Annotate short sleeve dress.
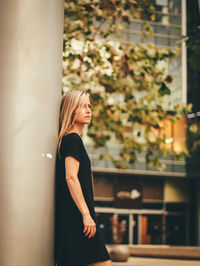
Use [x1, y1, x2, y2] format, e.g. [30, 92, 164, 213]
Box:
[54, 132, 110, 266]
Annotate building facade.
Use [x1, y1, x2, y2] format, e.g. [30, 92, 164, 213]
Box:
[83, 0, 194, 246]
[186, 0, 200, 246]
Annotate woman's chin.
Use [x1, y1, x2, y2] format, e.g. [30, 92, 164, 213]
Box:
[84, 118, 91, 124]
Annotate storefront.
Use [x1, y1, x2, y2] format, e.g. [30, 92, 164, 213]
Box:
[92, 170, 189, 246]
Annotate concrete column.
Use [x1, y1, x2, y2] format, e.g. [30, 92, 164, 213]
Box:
[0, 1, 64, 265]
[197, 179, 200, 246]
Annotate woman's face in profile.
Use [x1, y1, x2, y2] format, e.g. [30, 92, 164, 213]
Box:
[75, 95, 92, 125]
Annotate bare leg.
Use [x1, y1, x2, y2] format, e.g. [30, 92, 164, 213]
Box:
[88, 259, 112, 266]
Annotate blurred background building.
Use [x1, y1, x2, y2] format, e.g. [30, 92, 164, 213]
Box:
[81, 0, 200, 246]
[186, 0, 200, 245]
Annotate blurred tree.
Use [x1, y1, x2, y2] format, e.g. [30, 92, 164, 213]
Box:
[63, 0, 191, 170]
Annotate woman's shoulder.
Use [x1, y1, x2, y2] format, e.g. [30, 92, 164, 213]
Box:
[58, 133, 83, 161]
[62, 132, 82, 144]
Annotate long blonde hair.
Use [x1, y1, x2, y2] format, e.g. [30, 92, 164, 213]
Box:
[57, 90, 90, 157]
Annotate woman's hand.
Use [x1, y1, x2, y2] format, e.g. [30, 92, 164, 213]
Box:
[82, 213, 96, 238]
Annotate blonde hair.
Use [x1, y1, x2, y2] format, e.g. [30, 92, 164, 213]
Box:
[57, 90, 90, 157]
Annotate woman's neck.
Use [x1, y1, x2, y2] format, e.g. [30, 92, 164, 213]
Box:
[68, 125, 83, 137]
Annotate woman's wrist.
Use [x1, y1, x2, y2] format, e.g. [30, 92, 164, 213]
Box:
[82, 211, 90, 217]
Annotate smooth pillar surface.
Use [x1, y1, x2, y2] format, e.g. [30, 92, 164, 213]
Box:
[0, 0, 64, 265]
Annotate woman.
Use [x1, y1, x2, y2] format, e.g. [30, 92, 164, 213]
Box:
[55, 90, 112, 266]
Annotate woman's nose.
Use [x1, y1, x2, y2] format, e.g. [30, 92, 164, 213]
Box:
[86, 107, 91, 113]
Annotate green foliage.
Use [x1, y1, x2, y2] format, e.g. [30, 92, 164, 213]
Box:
[63, 0, 189, 170]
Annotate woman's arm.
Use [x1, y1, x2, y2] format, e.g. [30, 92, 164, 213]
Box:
[65, 156, 96, 238]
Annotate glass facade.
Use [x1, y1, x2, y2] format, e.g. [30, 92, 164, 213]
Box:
[85, 0, 186, 177]
[92, 174, 189, 246]
[119, 0, 184, 106]
[83, 0, 189, 246]
[86, 117, 187, 175]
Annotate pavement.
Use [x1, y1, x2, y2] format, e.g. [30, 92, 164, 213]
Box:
[107, 244, 200, 260]
[112, 257, 200, 266]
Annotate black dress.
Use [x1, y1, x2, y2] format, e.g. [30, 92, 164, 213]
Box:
[54, 132, 110, 266]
